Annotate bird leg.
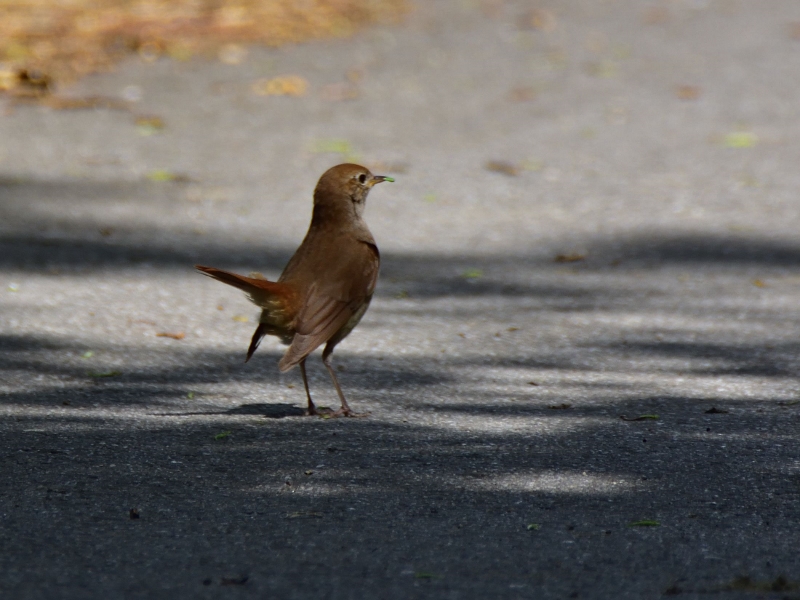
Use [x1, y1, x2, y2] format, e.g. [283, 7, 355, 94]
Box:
[321, 348, 367, 417]
[299, 359, 318, 416]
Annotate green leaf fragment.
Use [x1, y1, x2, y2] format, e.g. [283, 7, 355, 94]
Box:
[81, 351, 94, 359]
[620, 414, 659, 421]
[147, 169, 176, 182]
[462, 269, 484, 279]
[88, 370, 120, 378]
[629, 520, 660, 527]
[214, 430, 232, 440]
[527, 523, 541, 531]
[414, 572, 436, 579]
[724, 132, 758, 148]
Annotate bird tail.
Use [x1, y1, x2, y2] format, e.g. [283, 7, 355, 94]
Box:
[194, 265, 298, 309]
[246, 323, 269, 362]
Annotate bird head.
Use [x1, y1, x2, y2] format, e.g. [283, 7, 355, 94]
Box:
[313, 163, 394, 220]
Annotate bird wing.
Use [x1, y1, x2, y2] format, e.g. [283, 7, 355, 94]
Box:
[277, 242, 379, 372]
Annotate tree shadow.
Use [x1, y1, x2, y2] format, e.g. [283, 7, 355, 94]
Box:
[2, 176, 800, 596]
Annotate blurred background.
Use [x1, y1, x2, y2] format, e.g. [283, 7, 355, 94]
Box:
[0, 0, 409, 96]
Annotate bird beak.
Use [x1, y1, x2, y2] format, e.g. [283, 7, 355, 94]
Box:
[368, 175, 395, 187]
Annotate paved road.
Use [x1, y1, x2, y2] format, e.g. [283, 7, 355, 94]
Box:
[2, 1, 800, 598]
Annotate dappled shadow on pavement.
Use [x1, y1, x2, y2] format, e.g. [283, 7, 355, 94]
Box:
[2, 177, 800, 598]
[2, 386, 799, 597]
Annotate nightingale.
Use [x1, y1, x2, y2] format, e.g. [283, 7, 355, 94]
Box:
[196, 163, 394, 417]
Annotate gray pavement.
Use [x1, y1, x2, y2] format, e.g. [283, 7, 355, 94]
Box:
[2, 1, 800, 598]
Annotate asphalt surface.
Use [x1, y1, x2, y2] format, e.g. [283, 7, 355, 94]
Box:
[2, 1, 800, 598]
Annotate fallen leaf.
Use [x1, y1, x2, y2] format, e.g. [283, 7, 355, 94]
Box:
[752, 279, 766, 288]
[232, 315, 249, 322]
[548, 403, 571, 410]
[135, 115, 165, 135]
[526, 523, 541, 530]
[724, 132, 758, 148]
[485, 160, 520, 176]
[252, 75, 308, 97]
[507, 86, 536, 102]
[629, 519, 660, 527]
[554, 253, 586, 263]
[461, 268, 484, 279]
[414, 572, 437, 579]
[87, 370, 120, 378]
[146, 169, 190, 182]
[0, 67, 19, 92]
[527, 381, 539, 386]
[81, 351, 94, 359]
[187, 391, 195, 399]
[7, 282, 20, 292]
[676, 85, 701, 100]
[518, 8, 557, 31]
[214, 431, 231, 441]
[156, 331, 185, 340]
[620, 414, 659, 421]
[44, 95, 130, 111]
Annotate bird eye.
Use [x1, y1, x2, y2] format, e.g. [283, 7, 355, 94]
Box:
[357, 173, 367, 184]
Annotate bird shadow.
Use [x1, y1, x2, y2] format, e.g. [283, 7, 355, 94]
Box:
[152, 403, 305, 419]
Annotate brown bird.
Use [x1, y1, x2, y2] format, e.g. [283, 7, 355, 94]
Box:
[196, 163, 394, 417]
